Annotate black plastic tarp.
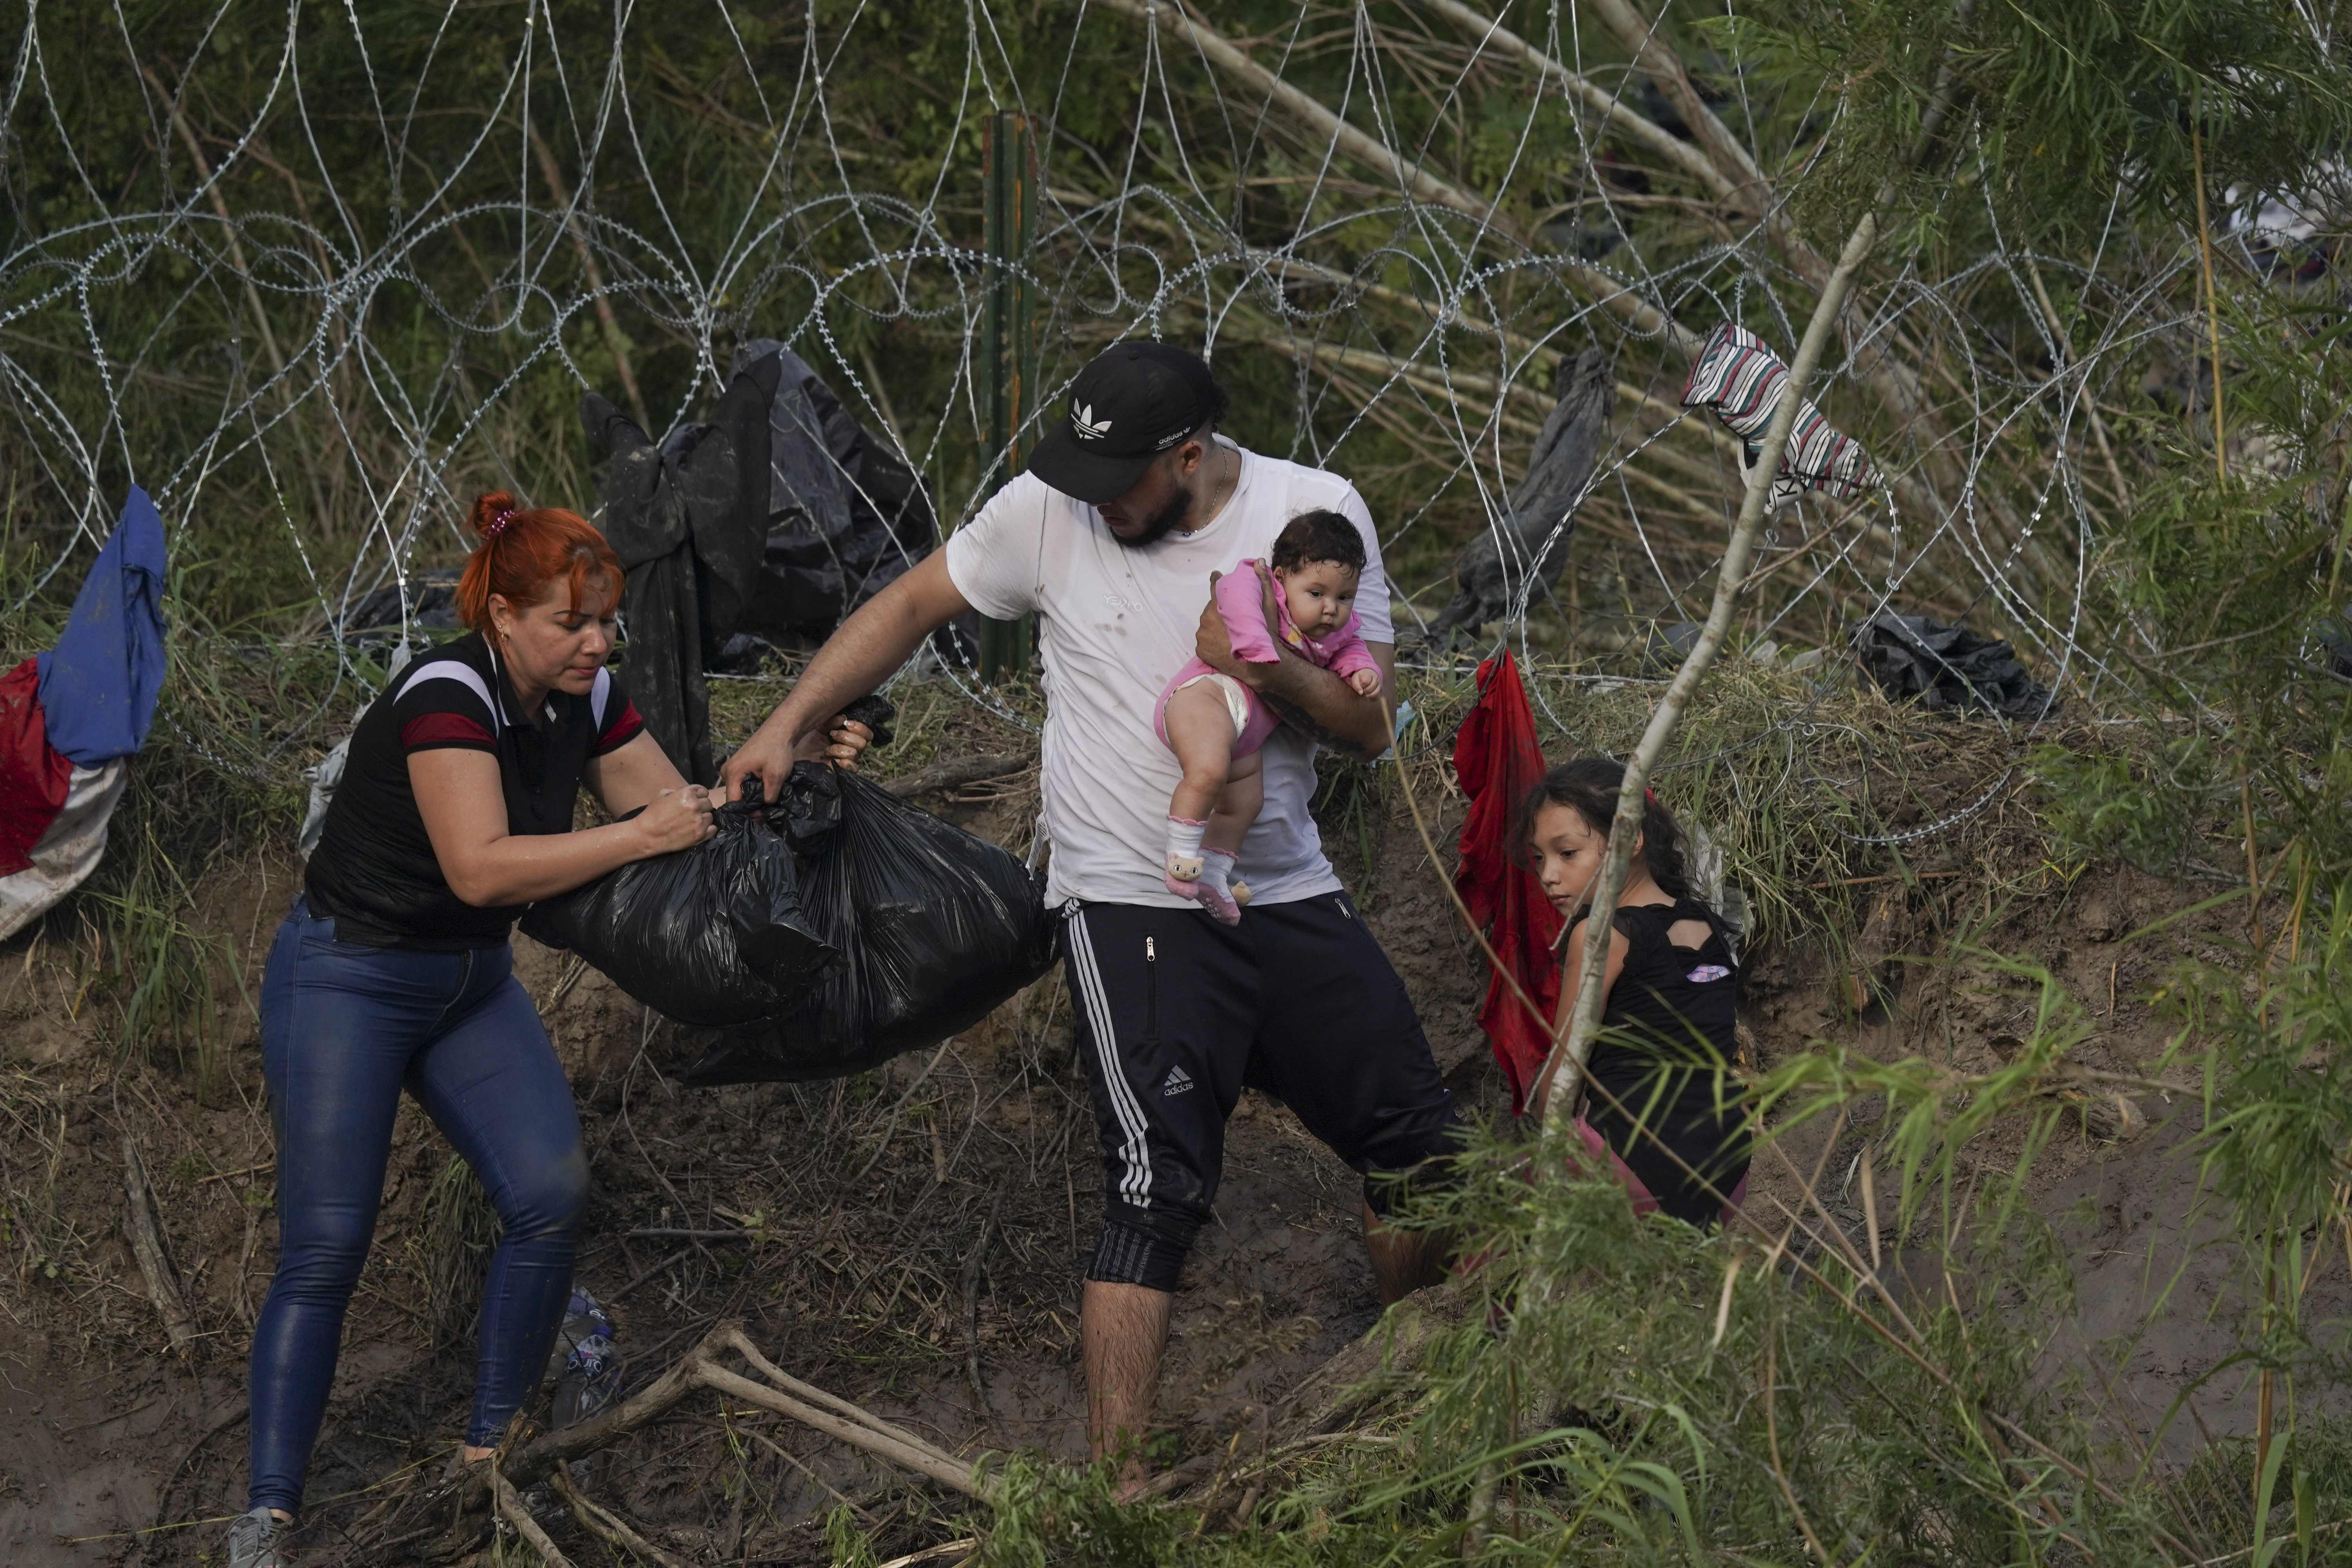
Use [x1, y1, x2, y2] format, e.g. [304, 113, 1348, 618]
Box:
[1852, 612, 2056, 720]
[1427, 348, 1615, 645]
[732, 340, 937, 641]
[584, 353, 782, 784]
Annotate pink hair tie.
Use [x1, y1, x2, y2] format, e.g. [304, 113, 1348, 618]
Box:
[485, 508, 517, 538]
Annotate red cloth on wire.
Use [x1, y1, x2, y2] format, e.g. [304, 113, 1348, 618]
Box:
[1452, 650, 1562, 1109]
[0, 657, 73, 877]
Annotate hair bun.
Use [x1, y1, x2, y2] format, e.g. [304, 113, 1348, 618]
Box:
[469, 490, 520, 541]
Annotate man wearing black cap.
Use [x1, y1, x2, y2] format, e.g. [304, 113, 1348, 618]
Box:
[724, 342, 1460, 1488]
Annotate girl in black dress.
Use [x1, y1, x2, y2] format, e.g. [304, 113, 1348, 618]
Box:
[1523, 759, 1749, 1226]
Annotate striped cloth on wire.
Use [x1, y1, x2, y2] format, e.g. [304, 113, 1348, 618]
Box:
[1679, 321, 1882, 506]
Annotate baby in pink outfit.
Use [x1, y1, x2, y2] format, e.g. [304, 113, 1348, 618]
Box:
[1154, 509, 1384, 922]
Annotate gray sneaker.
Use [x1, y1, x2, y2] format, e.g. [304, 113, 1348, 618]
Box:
[224, 1505, 290, 1568]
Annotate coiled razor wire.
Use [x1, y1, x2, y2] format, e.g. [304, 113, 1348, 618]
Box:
[0, 0, 2308, 849]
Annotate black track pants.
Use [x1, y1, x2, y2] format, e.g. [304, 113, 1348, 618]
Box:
[1061, 894, 1464, 1277]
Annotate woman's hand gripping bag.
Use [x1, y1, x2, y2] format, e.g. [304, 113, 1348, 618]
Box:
[682, 760, 1059, 1084]
[520, 784, 837, 1027]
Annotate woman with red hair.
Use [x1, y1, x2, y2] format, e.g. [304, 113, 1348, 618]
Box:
[226, 493, 865, 1568]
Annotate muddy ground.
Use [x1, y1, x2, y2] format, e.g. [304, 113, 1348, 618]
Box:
[0, 691, 2312, 1564]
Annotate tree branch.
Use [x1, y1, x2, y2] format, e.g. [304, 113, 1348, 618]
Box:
[122, 1137, 197, 1361]
[549, 1467, 689, 1568]
[1584, 0, 1773, 209]
[493, 1458, 577, 1567]
[1086, 0, 1700, 352]
[1423, 0, 1740, 203]
[1539, 208, 1884, 1136]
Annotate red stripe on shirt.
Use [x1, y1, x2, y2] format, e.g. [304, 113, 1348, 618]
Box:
[400, 712, 497, 751]
[593, 699, 645, 756]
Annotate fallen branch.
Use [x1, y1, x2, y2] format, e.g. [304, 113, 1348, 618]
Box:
[1585, 0, 1776, 217]
[713, 1326, 974, 1479]
[882, 751, 1035, 799]
[448, 1320, 996, 1536]
[963, 1190, 1007, 1444]
[122, 1136, 198, 1360]
[699, 1364, 986, 1498]
[548, 1466, 688, 1568]
[877, 1540, 982, 1568]
[1424, 0, 1739, 204]
[492, 1458, 576, 1567]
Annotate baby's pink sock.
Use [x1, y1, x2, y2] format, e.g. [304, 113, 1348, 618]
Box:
[1194, 849, 1244, 925]
[1164, 817, 1207, 889]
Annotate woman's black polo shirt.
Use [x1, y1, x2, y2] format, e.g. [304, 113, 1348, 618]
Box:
[303, 633, 644, 949]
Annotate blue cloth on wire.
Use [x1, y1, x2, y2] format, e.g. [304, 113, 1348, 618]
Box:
[37, 486, 168, 765]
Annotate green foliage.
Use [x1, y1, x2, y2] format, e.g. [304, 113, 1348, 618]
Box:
[891, 923, 2352, 1564]
[2030, 738, 2215, 875]
[7, 6, 2352, 1560]
[1718, 0, 2352, 245]
[2165, 888, 2352, 1238]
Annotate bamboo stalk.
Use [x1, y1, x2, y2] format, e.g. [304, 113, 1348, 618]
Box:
[2190, 113, 2227, 482]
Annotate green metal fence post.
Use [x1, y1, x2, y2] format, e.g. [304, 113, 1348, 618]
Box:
[978, 111, 1038, 683]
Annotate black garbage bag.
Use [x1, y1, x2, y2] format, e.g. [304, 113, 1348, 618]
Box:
[343, 567, 462, 645]
[520, 782, 836, 1029]
[1852, 612, 2056, 720]
[683, 761, 1059, 1085]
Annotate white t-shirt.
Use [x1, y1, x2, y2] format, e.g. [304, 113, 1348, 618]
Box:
[945, 441, 1390, 908]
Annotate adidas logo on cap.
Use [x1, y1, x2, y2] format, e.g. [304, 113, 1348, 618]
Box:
[1161, 1065, 1194, 1097]
[1025, 342, 1222, 503]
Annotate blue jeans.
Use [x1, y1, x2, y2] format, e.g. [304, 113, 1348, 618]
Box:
[249, 901, 589, 1515]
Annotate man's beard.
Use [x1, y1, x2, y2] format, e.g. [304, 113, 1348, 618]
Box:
[1107, 480, 1194, 549]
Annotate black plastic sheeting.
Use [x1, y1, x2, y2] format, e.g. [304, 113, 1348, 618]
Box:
[1852, 612, 2057, 720]
[520, 781, 836, 1028]
[1426, 348, 1615, 646]
[2316, 612, 2352, 681]
[583, 342, 939, 782]
[732, 339, 938, 641]
[584, 353, 782, 784]
[342, 568, 461, 648]
[684, 760, 1059, 1085]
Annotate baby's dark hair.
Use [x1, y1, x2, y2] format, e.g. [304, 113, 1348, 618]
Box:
[1269, 509, 1366, 577]
[1518, 756, 1697, 903]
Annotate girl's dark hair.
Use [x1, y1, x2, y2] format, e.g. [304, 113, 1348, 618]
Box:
[1269, 508, 1366, 575]
[1517, 756, 1696, 903]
